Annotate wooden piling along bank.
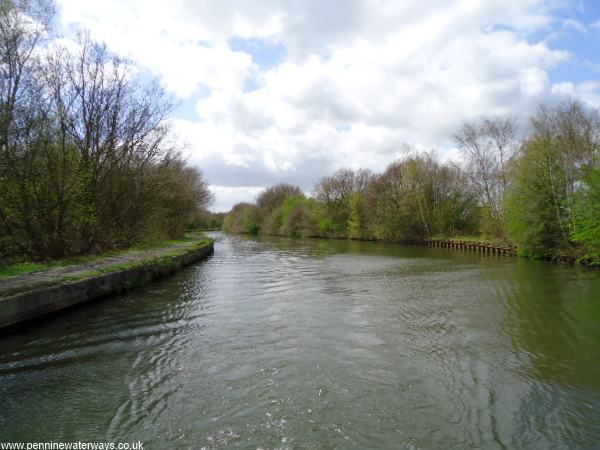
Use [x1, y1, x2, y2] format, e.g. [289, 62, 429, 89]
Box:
[291, 234, 519, 256]
[421, 239, 517, 256]
[313, 235, 518, 257]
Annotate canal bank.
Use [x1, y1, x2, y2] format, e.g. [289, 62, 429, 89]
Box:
[0, 237, 214, 331]
[259, 233, 595, 264]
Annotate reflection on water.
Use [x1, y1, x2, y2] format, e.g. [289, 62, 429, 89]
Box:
[1, 232, 599, 449]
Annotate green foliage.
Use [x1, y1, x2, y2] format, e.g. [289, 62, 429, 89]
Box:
[506, 137, 579, 259]
[0, 262, 49, 277]
[253, 183, 307, 235]
[347, 192, 364, 239]
[572, 168, 600, 264]
[313, 168, 372, 237]
[188, 210, 225, 230]
[223, 203, 260, 235]
[0, 4, 212, 262]
[279, 197, 317, 237]
[478, 207, 504, 239]
[0, 234, 212, 280]
[223, 156, 479, 244]
[256, 184, 303, 213]
[244, 206, 261, 234]
[280, 196, 305, 224]
[364, 155, 479, 241]
[219, 103, 599, 266]
[318, 217, 335, 235]
[263, 208, 283, 235]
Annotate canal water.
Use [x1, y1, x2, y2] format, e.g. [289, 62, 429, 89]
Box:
[1, 233, 600, 449]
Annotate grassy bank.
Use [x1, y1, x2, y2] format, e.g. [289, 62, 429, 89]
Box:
[0, 236, 214, 330]
[0, 233, 210, 279]
[0, 233, 214, 300]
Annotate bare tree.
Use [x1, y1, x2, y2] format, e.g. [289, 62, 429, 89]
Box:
[454, 117, 518, 235]
[312, 168, 373, 235]
[256, 183, 303, 213]
[530, 101, 600, 237]
[41, 33, 177, 250]
[363, 154, 479, 240]
[0, 0, 52, 177]
[313, 168, 372, 206]
[1, 3, 213, 260]
[483, 117, 517, 196]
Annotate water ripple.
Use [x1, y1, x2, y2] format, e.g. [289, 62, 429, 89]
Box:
[1, 233, 600, 449]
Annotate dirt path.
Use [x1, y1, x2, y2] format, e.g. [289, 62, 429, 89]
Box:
[0, 241, 201, 296]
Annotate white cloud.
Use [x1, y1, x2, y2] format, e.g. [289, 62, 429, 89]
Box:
[552, 80, 600, 107]
[519, 67, 550, 96]
[57, 0, 259, 96]
[551, 81, 577, 95]
[57, 0, 598, 211]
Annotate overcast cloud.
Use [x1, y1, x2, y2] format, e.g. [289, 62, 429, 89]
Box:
[57, 0, 600, 211]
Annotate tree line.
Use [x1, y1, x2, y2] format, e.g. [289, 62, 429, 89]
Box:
[1, 0, 212, 262]
[224, 101, 600, 265]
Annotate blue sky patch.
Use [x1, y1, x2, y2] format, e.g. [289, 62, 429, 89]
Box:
[229, 38, 287, 70]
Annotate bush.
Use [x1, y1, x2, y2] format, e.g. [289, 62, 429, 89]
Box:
[572, 168, 600, 264]
[223, 203, 260, 235]
[505, 138, 571, 258]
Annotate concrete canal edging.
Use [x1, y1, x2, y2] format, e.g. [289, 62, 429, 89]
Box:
[0, 241, 214, 331]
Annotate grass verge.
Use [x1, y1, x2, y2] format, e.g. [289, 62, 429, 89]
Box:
[0, 232, 209, 278]
[0, 237, 213, 299]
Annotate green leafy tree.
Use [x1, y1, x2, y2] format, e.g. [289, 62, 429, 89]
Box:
[313, 168, 372, 237]
[505, 138, 571, 258]
[572, 168, 600, 264]
[347, 192, 365, 239]
[280, 197, 317, 237]
[0, 1, 212, 261]
[223, 203, 260, 235]
[256, 183, 304, 234]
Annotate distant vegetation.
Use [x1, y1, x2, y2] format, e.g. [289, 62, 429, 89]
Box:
[224, 102, 600, 265]
[189, 211, 226, 230]
[0, 0, 212, 262]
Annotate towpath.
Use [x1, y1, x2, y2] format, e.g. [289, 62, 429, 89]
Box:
[0, 239, 208, 297]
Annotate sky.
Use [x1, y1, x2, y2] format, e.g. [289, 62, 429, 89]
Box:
[55, 0, 600, 211]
